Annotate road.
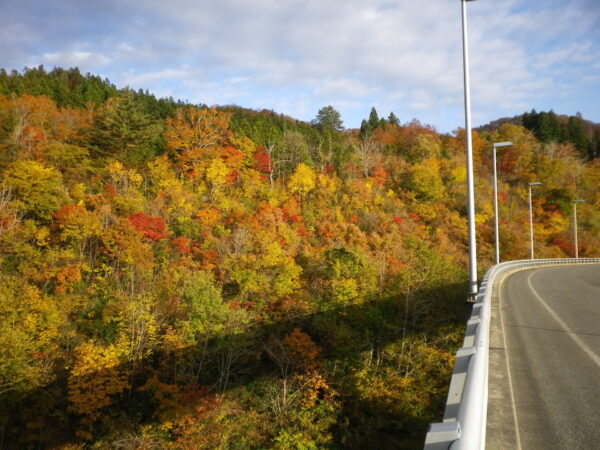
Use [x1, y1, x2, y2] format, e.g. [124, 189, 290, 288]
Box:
[486, 264, 600, 450]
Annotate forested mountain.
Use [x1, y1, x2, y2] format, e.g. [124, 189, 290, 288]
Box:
[0, 66, 184, 117]
[477, 109, 600, 159]
[1, 68, 599, 449]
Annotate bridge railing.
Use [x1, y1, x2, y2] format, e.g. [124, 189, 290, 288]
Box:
[424, 258, 600, 450]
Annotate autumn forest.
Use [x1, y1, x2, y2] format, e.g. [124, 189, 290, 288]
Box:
[1, 67, 599, 449]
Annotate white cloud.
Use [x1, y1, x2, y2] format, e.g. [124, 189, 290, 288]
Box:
[41, 51, 110, 68]
[119, 68, 190, 87]
[312, 77, 376, 99]
[1, 0, 599, 130]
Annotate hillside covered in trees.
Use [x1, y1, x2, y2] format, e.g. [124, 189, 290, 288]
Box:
[477, 109, 600, 160]
[1, 67, 599, 449]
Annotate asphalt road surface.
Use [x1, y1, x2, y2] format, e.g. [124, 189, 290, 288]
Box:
[487, 264, 600, 450]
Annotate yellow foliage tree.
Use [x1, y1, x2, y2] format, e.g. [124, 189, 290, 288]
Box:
[406, 158, 444, 201]
[288, 163, 316, 199]
[0, 280, 63, 395]
[68, 341, 129, 437]
[3, 159, 68, 219]
[164, 107, 231, 153]
[105, 160, 143, 193]
[206, 157, 229, 194]
[114, 293, 159, 367]
[101, 218, 155, 273]
[147, 154, 182, 194]
[164, 107, 232, 180]
[284, 328, 321, 371]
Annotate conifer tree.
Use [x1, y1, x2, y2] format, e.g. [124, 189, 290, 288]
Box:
[89, 92, 161, 164]
[368, 107, 380, 129]
[359, 119, 372, 140]
[388, 112, 399, 126]
[567, 114, 590, 158]
[312, 105, 343, 131]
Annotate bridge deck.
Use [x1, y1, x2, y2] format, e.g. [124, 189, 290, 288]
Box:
[487, 264, 600, 449]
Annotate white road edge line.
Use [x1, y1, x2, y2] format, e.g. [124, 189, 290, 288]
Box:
[498, 274, 523, 450]
[527, 271, 600, 369]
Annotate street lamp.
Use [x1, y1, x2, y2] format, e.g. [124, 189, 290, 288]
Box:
[461, 0, 478, 300]
[573, 199, 585, 258]
[528, 182, 542, 259]
[492, 141, 513, 264]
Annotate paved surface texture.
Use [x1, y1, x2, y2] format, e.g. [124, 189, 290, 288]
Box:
[487, 264, 600, 450]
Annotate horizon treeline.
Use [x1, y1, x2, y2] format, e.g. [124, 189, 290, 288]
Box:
[3, 65, 600, 155]
[521, 109, 600, 159]
[1, 66, 599, 448]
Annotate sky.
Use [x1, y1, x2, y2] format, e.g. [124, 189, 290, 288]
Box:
[1, 0, 600, 133]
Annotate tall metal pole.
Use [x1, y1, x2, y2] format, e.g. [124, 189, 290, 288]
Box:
[573, 201, 579, 259]
[573, 199, 584, 258]
[528, 182, 542, 259]
[493, 146, 499, 264]
[492, 142, 512, 265]
[528, 185, 534, 259]
[461, 0, 478, 300]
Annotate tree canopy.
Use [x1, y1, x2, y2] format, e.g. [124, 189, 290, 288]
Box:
[0, 67, 599, 449]
[312, 105, 344, 131]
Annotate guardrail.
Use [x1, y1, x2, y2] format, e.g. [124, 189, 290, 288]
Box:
[424, 258, 600, 450]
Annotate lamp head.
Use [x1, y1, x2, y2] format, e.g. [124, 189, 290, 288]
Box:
[493, 141, 513, 148]
[528, 182, 542, 187]
[573, 199, 585, 203]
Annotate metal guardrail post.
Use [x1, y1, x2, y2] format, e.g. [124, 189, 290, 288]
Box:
[425, 422, 461, 449]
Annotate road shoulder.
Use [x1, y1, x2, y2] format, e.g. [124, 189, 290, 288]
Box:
[486, 270, 521, 450]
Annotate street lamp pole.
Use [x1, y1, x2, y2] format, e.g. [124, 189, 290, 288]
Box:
[573, 199, 585, 258]
[528, 182, 542, 259]
[492, 141, 512, 264]
[461, 0, 478, 300]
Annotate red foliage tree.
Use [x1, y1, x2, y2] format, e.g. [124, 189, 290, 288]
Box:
[171, 236, 191, 254]
[53, 204, 86, 223]
[253, 146, 272, 177]
[103, 184, 117, 199]
[127, 213, 167, 241]
[371, 165, 388, 186]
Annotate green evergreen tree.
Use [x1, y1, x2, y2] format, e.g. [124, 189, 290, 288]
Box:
[536, 111, 555, 142]
[388, 112, 400, 126]
[368, 107, 380, 129]
[567, 114, 590, 158]
[312, 105, 344, 131]
[522, 109, 537, 132]
[359, 119, 372, 140]
[89, 92, 162, 165]
[592, 134, 600, 159]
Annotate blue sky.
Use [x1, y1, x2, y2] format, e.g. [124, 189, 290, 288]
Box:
[1, 0, 599, 133]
